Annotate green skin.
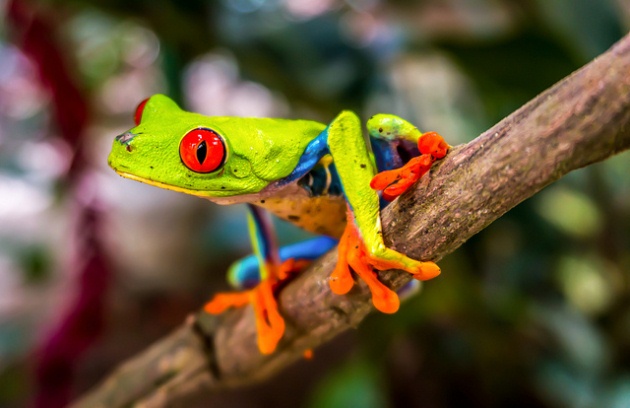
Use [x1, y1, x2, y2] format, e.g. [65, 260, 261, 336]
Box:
[108, 94, 429, 282]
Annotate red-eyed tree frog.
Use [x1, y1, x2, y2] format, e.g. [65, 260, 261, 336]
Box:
[108, 95, 449, 354]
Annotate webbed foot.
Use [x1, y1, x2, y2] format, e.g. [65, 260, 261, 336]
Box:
[370, 154, 434, 201]
[204, 258, 306, 354]
[371, 131, 449, 201]
[329, 211, 440, 314]
[418, 131, 449, 159]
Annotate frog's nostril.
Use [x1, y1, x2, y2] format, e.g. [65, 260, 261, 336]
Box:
[115, 131, 135, 145]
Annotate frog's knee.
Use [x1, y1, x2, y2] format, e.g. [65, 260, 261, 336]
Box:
[367, 114, 421, 142]
[367, 114, 397, 140]
[227, 256, 260, 289]
[330, 110, 361, 132]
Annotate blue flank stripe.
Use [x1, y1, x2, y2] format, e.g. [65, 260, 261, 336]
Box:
[270, 128, 329, 188]
[227, 236, 338, 289]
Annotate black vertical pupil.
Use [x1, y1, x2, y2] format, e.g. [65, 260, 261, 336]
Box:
[197, 140, 207, 164]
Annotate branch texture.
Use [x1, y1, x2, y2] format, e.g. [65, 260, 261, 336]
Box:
[73, 32, 630, 407]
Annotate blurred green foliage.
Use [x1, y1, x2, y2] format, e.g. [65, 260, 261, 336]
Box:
[1, 0, 630, 407]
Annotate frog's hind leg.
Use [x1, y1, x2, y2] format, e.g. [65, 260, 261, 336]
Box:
[368, 114, 449, 201]
[326, 111, 441, 314]
[204, 204, 285, 354]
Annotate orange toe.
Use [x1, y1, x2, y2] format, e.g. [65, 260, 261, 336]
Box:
[418, 131, 449, 159]
[204, 292, 250, 314]
[349, 251, 400, 314]
[329, 227, 355, 295]
[370, 168, 402, 191]
[412, 261, 441, 281]
[252, 279, 285, 354]
[330, 263, 354, 295]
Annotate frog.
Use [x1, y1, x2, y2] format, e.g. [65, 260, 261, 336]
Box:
[108, 94, 449, 354]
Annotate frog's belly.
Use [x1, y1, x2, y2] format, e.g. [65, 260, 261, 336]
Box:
[257, 194, 347, 238]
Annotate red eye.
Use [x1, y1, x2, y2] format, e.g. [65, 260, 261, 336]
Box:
[179, 128, 226, 173]
[134, 98, 149, 125]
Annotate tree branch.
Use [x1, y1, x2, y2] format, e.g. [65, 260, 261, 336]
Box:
[72, 32, 630, 407]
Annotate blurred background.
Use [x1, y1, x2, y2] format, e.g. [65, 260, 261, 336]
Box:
[1, 0, 629, 407]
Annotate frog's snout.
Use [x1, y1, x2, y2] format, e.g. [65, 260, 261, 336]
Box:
[115, 131, 135, 145]
[114, 131, 136, 152]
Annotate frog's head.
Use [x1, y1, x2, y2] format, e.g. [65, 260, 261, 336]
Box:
[108, 95, 270, 201]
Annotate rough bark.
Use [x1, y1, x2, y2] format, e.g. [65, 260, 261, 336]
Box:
[72, 32, 630, 407]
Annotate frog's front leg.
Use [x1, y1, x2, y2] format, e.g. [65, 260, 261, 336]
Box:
[204, 209, 338, 354]
[326, 111, 441, 313]
[368, 114, 449, 201]
[204, 204, 286, 354]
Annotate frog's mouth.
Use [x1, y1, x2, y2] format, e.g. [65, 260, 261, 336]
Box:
[113, 170, 258, 205]
[115, 170, 244, 197]
[114, 171, 209, 197]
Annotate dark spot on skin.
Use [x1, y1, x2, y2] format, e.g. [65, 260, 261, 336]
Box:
[288, 215, 300, 221]
[360, 164, 366, 169]
[378, 128, 383, 133]
[149, 166, 154, 169]
[126, 145, 133, 152]
[234, 168, 238, 172]
[260, 200, 265, 204]
[221, 186, 226, 190]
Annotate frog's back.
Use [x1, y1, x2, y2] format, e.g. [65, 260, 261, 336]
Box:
[203, 116, 326, 183]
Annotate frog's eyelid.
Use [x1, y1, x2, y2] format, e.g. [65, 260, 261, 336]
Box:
[134, 97, 150, 125]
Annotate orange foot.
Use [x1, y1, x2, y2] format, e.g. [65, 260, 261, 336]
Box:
[370, 154, 434, 201]
[371, 131, 449, 201]
[329, 213, 440, 314]
[418, 131, 449, 160]
[204, 258, 308, 354]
